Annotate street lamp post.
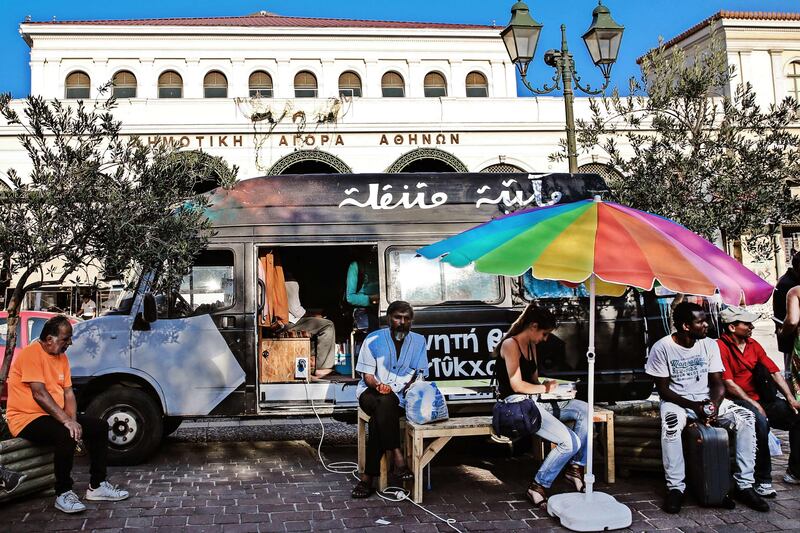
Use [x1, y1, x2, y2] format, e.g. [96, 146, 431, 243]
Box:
[501, 1, 624, 173]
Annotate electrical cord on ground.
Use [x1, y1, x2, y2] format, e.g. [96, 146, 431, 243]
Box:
[303, 377, 462, 532]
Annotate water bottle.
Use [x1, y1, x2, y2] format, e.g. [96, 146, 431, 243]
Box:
[702, 401, 716, 418]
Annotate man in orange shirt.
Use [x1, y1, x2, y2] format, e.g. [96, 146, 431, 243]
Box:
[6, 315, 128, 513]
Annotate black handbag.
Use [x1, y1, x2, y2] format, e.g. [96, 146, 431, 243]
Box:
[492, 397, 542, 439]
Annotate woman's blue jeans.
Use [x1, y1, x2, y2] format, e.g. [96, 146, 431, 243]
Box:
[531, 399, 584, 488]
[540, 399, 590, 467]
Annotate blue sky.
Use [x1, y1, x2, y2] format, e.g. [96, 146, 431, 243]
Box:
[1, 0, 799, 97]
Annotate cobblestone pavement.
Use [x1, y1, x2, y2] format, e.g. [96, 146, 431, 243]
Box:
[1, 420, 799, 532]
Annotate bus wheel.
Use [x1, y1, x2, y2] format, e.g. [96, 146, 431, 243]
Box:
[86, 386, 163, 465]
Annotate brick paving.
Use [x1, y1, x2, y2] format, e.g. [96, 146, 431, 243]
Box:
[1, 428, 799, 532]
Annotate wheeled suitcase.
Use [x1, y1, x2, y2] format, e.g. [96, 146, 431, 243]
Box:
[682, 422, 731, 506]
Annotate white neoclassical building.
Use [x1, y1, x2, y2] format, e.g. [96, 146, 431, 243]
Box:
[7, 10, 577, 180]
[2, 9, 800, 309]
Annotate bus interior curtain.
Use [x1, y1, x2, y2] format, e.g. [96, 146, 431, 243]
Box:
[260, 250, 289, 328]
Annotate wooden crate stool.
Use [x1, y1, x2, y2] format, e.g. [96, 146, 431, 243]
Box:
[356, 408, 406, 491]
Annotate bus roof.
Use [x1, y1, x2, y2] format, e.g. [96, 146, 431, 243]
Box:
[203, 172, 608, 241]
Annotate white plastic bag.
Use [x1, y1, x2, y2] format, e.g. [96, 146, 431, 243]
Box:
[768, 431, 783, 457]
[405, 381, 449, 425]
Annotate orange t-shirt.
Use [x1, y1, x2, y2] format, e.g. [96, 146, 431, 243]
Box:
[6, 341, 72, 437]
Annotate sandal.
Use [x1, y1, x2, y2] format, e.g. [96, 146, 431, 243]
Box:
[351, 480, 374, 499]
[526, 481, 548, 508]
[391, 465, 414, 483]
[564, 464, 586, 493]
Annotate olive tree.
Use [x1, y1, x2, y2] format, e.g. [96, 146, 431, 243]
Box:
[0, 91, 237, 400]
[557, 39, 800, 260]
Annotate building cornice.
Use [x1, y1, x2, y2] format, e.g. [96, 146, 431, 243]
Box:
[637, 10, 800, 63]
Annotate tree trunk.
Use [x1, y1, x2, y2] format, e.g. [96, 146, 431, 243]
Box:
[0, 284, 26, 388]
[0, 257, 10, 310]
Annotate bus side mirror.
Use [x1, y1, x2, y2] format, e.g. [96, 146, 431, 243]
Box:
[142, 293, 157, 323]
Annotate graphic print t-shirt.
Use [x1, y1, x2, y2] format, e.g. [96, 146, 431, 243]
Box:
[645, 336, 723, 402]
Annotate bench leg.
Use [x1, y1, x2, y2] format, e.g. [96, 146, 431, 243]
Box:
[412, 433, 424, 503]
[606, 416, 615, 484]
[357, 416, 366, 474]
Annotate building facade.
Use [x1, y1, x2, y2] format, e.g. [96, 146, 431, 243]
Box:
[1, 9, 800, 301]
[5, 11, 595, 182]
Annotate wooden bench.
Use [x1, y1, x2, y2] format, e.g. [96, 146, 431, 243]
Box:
[405, 407, 615, 503]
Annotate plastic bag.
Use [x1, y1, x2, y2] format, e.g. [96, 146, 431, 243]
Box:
[768, 431, 783, 457]
[405, 381, 449, 425]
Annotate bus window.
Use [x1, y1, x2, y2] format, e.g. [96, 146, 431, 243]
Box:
[387, 248, 502, 305]
[156, 249, 235, 318]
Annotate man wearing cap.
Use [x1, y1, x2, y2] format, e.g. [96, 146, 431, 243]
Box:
[718, 306, 800, 490]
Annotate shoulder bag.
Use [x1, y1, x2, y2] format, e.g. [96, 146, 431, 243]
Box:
[492, 395, 542, 439]
[490, 355, 542, 438]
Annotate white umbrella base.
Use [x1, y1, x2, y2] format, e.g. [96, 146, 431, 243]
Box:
[547, 491, 632, 531]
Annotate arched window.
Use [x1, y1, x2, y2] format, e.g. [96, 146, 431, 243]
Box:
[204, 71, 228, 98]
[789, 61, 800, 103]
[158, 71, 183, 98]
[294, 71, 317, 98]
[65, 71, 90, 99]
[112, 70, 137, 98]
[249, 71, 273, 98]
[578, 163, 624, 187]
[424, 72, 447, 97]
[381, 71, 405, 97]
[466, 71, 488, 98]
[481, 163, 525, 173]
[338, 71, 362, 98]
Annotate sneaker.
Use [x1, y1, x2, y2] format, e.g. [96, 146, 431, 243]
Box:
[783, 470, 800, 484]
[0, 468, 27, 494]
[55, 490, 87, 513]
[755, 482, 777, 498]
[85, 481, 129, 502]
[734, 487, 769, 512]
[664, 489, 683, 514]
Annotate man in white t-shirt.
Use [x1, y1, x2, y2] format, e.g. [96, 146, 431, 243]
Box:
[78, 295, 97, 320]
[645, 302, 767, 514]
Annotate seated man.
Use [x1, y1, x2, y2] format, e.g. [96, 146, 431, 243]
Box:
[285, 275, 336, 379]
[645, 302, 768, 514]
[0, 465, 26, 494]
[351, 300, 428, 499]
[6, 316, 129, 513]
[717, 306, 800, 493]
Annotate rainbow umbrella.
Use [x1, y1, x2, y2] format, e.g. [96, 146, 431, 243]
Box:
[418, 197, 772, 306]
[417, 196, 772, 531]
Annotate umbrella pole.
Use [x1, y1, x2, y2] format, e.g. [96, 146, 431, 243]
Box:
[585, 274, 596, 499]
[546, 273, 631, 531]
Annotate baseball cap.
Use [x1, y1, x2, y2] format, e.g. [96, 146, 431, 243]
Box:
[719, 306, 760, 325]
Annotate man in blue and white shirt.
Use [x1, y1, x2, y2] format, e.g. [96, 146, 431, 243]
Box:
[351, 300, 428, 498]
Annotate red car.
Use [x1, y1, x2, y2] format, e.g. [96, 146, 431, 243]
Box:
[0, 311, 80, 401]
